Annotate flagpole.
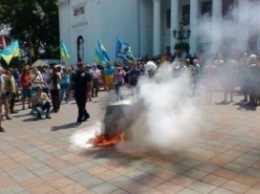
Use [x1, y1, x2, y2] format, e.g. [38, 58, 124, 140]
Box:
[60, 40, 63, 65]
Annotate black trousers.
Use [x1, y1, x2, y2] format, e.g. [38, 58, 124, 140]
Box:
[75, 97, 89, 122]
[50, 89, 60, 112]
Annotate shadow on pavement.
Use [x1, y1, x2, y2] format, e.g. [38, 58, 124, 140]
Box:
[234, 102, 257, 111]
[51, 122, 79, 131]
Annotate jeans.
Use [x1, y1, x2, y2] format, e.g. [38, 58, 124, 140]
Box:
[114, 82, 123, 100]
[60, 83, 70, 102]
[33, 102, 51, 117]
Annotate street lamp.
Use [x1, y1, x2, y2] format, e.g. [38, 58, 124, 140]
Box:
[172, 21, 191, 42]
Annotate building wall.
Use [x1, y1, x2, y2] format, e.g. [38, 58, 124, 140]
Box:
[58, 0, 260, 64]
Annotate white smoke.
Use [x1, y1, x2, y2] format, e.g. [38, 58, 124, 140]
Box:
[69, 1, 260, 152]
[69, 63, 203, 153]
[198, 1, 260, 59]
[116, 63, 203, 153]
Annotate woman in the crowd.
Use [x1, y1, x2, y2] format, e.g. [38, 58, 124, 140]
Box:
[20, 66, 32, 110]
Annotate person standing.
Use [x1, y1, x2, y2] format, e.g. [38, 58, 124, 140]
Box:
[48, 66, 61, 113]
[91, 64, 101, 97]
[113, 63, 126, 100]
[4, 69, 17, 114]
[129, 63, 141, 95]
[68, 62, 92, 124]
[0, 67, 5, 132]
[31, 67, 44, 95]
[20, 66, 32, 110]
[60, 67, 71, 103]
[104, 63, 115, 91]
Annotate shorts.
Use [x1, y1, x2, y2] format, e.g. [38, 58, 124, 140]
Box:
[105, 75, 113, 85]
[22, 89, 32, 100]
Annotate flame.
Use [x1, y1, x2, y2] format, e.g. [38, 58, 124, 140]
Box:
[89, 132, 126, 147]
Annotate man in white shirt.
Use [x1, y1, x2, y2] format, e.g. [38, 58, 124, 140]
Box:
[31, 86, 51, 119]
[91, 64, 101, 97]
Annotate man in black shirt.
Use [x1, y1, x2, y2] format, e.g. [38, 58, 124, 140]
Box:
[68, 62, 92, 123]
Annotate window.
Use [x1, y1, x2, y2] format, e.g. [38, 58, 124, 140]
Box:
[166, 9, 171, 29]
[182, 5, 190, 25]
[222, 0, 234, 18]
[201, 1, 212, 16]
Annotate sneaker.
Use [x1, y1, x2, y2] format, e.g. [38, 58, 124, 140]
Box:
[10, 110, 18, 114]
[37, 114, 42, 119]
[83, 114, 90, 121]
[46, 115, 51, 119]
[6, 116, 12, 120]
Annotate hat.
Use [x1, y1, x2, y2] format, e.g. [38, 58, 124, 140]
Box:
[86, 64, 91, 68]
[54, 64, 62, 68]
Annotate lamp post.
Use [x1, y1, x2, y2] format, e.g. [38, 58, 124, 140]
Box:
[172, 21, 191, 58]
[172, 21, 191, 43]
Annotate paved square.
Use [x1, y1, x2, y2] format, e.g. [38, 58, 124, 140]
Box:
[0, 91, 259, 194]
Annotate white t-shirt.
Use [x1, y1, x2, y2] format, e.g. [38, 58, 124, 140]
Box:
[31, 71, 43, 88]
[42, 72, 49, 89]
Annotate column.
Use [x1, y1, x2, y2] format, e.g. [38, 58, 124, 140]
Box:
[170, 0, 179, 56]
[238, 0, 249, 53]
[189, 0, 199, 56]
[153, 0, 161, 56]
[64, 0, 71, 52]
[211, 0, 222, 55]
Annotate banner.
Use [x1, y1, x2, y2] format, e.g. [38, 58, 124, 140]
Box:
[97, 40, 110, 61]
[0, 41, 20, 65]
[95, 49, 108, 64]
[60, 40, 70, 61]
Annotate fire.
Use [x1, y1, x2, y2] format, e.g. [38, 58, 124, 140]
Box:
[89, 132, 126, 147]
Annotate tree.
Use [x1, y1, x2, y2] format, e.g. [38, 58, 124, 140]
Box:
[0, 0, 59, 65]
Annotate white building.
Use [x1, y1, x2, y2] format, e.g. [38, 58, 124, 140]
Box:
[58, 0, 260, 64]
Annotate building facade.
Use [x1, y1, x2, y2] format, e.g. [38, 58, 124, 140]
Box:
[58, 0, 259, 64]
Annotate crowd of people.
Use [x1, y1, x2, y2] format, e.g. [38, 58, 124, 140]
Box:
[0, 52, 259, 132]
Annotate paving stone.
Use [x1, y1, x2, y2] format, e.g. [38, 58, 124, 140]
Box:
[0, 184, 25, 194]
[1, 91, 260, 194]
[187, 181, 217, 194]
[91, 182, 119, 194]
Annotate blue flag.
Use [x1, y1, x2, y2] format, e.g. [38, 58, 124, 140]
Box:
[115, 39, 130, 59]
[97, 40, 110, 61]
[115, 39, 136, 63]
[95, 49, 108, 64]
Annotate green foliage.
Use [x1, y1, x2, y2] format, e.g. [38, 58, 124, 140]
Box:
[0, 0, 59, 66]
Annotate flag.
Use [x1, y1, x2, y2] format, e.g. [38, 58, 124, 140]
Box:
[115, 39, 129, 59]
[115, 39, 136, 63]
[0, 41, 20, 65]
[97, 40, 110, 61]
[1, 36, 6, 49]
[95, 49, 108, 64]
[125, 46, 136, 64]
[60, 40, 70, 61]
